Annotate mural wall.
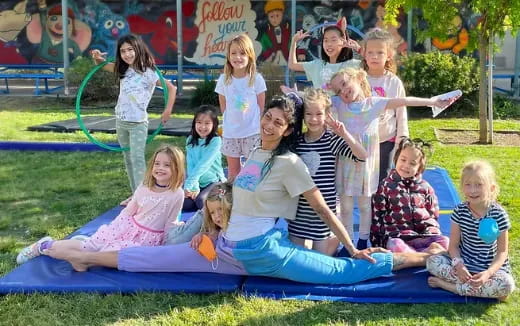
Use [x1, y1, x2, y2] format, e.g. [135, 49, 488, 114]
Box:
[0, 0, 475, 65]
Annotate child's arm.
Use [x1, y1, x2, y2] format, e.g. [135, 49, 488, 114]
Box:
[385, 96, 453, 111]
[448, 222, 472, 283]
[425, 186, 440, 219]
[288, 30, 309, 72]
[257, 91, 266, 115]
[395, 81, 409, 144]
[163, 189, 185, 234]
[218, 95, 226, 113]
[157, 79, 177, 124]
[90, 50, 115, 72]
[470, 231, 509, 287]
[325, 112, 367, 160]
[185, 137, 223, 193]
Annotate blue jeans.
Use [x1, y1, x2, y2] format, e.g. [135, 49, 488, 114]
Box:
[232, 228, 393, 284]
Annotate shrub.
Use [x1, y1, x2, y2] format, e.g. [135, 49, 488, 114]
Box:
[190, 75, 219, 108]
[68, 56, 118, 102]
[399, 52, 480, 118]
[493, 94, 520, 119]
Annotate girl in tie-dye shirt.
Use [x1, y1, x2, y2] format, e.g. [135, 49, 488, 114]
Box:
[215, 34, 267, 182]
[329, 68, 455, 250]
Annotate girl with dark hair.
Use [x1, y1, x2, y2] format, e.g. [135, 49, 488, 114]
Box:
[183, 105, 226, 211]
[287, 17, 361, 90]
[91, 34, 177, 205]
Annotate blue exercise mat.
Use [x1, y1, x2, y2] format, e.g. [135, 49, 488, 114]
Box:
[0, 209, 243, 294]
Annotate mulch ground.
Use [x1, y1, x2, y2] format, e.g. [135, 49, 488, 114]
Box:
[435, 128, 520, 146]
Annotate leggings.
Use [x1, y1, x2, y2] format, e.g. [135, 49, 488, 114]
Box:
[387, 235, 449, 253]
[116, 119, 148, 192]
[119, 228, 394, 284]
[182, 183, 216, 212]
[339, 195, 371, 240]
[426, 254, 515, 298]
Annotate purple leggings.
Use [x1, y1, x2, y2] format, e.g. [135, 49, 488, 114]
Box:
[118, 234, 246, 275]
[387, 235, 449, 253]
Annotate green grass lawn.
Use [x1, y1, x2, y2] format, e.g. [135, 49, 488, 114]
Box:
[0, 99, 519, 326]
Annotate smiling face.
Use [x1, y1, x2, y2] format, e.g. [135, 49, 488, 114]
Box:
[322, 29, 344, 61]
[364, 39, 391, 73]
[228, 42, 249, 73]
[152, 152, 173, 186]
[194, 113, 214, 139]
[260, 107, 291, 149]
[395, 146, 422, 178]
[462, 174, 495, 208]
[119, 42, 136, 66]
[304, 102, 326, 135]
[206, 200, 224, 229]
[329, 73, 363, 103]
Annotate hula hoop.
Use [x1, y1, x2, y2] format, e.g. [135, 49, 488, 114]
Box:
[75, 61, 168, 152]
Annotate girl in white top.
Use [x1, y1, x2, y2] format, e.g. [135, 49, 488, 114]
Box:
[91, 34, 177, 205]
[288, 17, 361, 90]
[329, 68, 454, 250]
[215, 34, 267, 182]
[361, 28, 409, 182]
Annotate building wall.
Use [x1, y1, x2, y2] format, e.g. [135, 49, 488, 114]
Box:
[0, 0, 512, 66]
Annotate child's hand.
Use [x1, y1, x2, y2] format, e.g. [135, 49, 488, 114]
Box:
[280, 84, 297, 95]
[325, 112, 346, 137]
[430, 97, 454, 109]
[190, 233, 204, 249]
[343, 39, 361, 52]
[454, 263, 472, 283]
[293, 30, 310, 43]
[469, 270, 491, 288]
[90, 49, 107, 64]
[161, 110, 171, 124]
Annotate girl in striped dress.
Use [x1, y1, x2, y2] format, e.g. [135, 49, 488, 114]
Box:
[427, 160, 515, 300]
[287, 88, 367, 255]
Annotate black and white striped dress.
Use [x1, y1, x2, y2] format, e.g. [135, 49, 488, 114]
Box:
[288, 130, 360, 240]
[451, 202, 511, 273]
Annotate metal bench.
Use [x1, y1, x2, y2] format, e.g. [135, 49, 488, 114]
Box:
[0, 64, 63, 95]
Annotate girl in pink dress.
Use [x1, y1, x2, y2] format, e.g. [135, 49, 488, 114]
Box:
[17, 145, 185, 264]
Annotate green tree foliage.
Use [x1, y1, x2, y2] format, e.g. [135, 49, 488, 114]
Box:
[385, 0, 520, 143]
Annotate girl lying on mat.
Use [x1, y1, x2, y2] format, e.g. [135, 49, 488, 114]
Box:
[17, 145, 185, 264]
[370, 137, 449, 253]
[427, 160, 515, 300]
[46, 96, 447, 285]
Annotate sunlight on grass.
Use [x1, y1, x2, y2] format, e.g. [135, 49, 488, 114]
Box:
[0, 103, 519, 325]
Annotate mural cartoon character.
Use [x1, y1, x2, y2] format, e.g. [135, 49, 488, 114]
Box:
[259, 0, 291, 65]
[431, 15, 468, 54]
[0, 0, 32, 63]
[127, 1, 198, 64]
[27, 0, 91, 63]
[90, 9, 129, 57]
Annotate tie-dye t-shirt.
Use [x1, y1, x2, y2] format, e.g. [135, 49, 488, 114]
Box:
[231, 148, 315, 220]
[215, 73, 267, 139]
[331, 96, 389, 196]
[115, 67, 159, 122]
[302, 59, 360, 90]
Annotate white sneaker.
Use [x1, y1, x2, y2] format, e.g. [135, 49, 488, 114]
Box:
[16, 236, 53, 264]
[70, 234, 89, 242]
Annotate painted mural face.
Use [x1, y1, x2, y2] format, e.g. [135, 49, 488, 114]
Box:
[47, 14, 73, 41]
[267, 9, 283, 27]
[119, 42, 136, 66]
[322, 29, 344, 59]
[228, 42, 249, 73]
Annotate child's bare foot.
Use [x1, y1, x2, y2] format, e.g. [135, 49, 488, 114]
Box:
[61, 249, 90, 272]
[120, 196, 132, 206]
[280, 85, 296, 94]
[425, 242, 447, 255]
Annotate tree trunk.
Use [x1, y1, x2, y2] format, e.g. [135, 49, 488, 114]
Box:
[478, 34, 489, 143]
